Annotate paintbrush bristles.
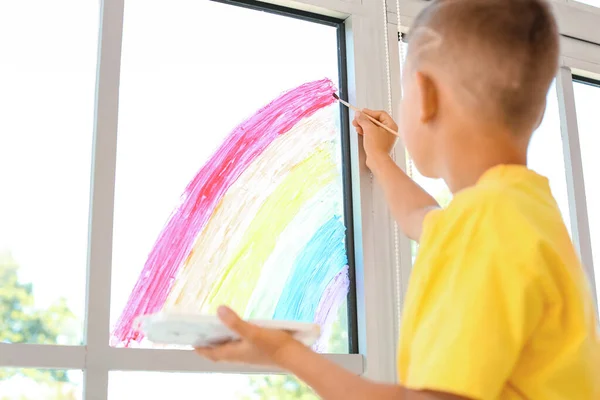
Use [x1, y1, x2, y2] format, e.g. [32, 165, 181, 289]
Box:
[332, 93, 357, 111]
[332, 93, 401, 138]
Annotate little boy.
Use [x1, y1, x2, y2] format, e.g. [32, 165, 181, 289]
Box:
[196, 0, 600, 398]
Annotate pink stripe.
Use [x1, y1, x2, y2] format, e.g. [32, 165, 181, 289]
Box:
[112, 78, 337, 345]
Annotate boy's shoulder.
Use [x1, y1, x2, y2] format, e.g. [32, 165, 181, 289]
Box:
[435, 182, 527, 228]
[420, 183, 558, 281]
[424, 180, 555, 255]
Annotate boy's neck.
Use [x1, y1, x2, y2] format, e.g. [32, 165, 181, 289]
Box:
[441, 124, 530, 194]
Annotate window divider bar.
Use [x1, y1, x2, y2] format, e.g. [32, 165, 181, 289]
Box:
[0, 343, 363, 376]
[346, 14, 399, 383]
[387, 22, 412, 374]
[84, 0, 126, 398]
[556, 66, 598, 309]
[0, 344, 86, 370]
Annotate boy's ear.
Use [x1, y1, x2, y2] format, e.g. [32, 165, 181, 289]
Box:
[415, 71, 438, 123]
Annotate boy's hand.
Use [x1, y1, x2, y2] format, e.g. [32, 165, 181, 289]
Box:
[353, 109, 398, 166]
[194, 306, 300, 367]
[353, 109, 439, 242]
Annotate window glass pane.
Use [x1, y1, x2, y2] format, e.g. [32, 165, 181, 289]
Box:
[0, 369, 82, 400]
[528, 81, 572, 234]
[574, 0, 599, 7]
[574, 79, 600, 309]
[110, 0, 350, 353]
[0, 1, 99, 345]
[109, 371, 317, 400]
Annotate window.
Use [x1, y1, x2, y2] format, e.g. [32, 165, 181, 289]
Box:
[1, 0, 366, 398]
[574, 77, 600, 309]
[4, 0, 600, 398]
[0, 0, 99, 346]
[109, 0, 355, 354]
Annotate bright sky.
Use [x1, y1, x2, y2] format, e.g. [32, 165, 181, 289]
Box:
[0, 0, 337, 398]
[1, 0, 600, 398]
[576, 0, 599, 7]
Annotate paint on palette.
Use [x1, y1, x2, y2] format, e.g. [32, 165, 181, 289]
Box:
[112, 78, 350, 348]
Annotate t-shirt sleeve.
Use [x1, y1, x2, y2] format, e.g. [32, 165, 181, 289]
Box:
[404, 213, 545, 399]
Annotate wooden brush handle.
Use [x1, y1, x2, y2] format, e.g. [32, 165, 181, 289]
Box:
[361, 113, 401, 138]
[337, 97, 400, 137]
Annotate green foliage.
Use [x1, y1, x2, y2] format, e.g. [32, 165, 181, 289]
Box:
[0, 251, 77, 385]
[244, 375, 318, 400]
[0, 379, 78, 400]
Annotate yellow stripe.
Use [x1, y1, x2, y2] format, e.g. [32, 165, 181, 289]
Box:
[162, 108, 337, 313]
[204, 144, 337, 312]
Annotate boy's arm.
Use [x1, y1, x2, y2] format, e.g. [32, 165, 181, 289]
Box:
[196, 307, 469, 400]
[279, 340, 468, 400]
[368, 153, 439, 241]
[354, 110, 439, 242]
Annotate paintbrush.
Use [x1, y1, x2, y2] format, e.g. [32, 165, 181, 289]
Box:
[332, 93, 400, 137]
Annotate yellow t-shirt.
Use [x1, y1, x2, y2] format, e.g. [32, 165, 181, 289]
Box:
[398, 165, 600, 400]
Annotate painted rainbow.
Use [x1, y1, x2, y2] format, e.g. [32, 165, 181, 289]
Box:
[112, 78, 350, 351]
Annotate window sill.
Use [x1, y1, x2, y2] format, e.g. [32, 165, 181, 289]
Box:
[0, 343, 365, 375]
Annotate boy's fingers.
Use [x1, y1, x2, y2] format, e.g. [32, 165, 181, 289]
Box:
[362, 108, 385, 119]
[355, 111, 376, 127]
[352, 119, 364, 135]
[195, 347, 217, 361]
[217, 306, 257, 340]
[362, 109, 394, 126]
[195, 342, 242, 363]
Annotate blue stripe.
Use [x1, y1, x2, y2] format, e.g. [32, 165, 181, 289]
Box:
[273, 216, 347, 322]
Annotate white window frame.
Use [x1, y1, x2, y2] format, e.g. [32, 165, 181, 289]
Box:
[0, 0, 402, 397]
[557, 38, 600, 312]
